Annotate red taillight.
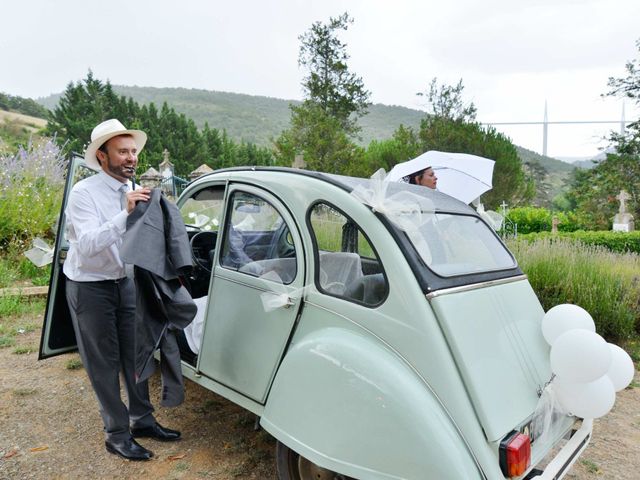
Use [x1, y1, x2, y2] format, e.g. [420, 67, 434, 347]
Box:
[499, 431, 531, 477]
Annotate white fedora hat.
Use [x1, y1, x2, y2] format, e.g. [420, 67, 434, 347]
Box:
[84, 119, 147, 171]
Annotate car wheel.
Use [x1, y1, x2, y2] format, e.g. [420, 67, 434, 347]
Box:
[276, 441, 355, 480]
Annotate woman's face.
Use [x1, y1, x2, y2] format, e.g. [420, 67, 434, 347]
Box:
[416, 168, 437, 189]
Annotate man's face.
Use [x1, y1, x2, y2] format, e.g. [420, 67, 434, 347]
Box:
[97, 135, 138, 182]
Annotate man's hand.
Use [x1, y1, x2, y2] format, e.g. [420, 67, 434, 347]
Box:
[125, 187, 151, 213]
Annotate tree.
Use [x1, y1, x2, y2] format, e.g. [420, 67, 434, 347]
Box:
[46, 71, 129, 155]
[363, 125, 421, 175]
[417, 78, 477, 122]
[565, 37, 640, 228]
[275, 103, 364, 174]
[413, 79, 532, 207]
[0, 92, 50, 118]
[298, 12, 370, 134]
[46, 71, 274, 176]
[275, 13, 369, 173]
[566, 152, 640, 229]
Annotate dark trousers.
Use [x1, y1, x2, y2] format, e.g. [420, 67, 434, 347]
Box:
[66, 277, 156, 442]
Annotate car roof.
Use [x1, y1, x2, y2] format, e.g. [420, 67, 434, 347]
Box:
[193, 166, 476, 215]
[188, 166, 522, 293]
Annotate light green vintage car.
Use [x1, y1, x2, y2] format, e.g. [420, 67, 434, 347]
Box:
[41, 162, 592, 480]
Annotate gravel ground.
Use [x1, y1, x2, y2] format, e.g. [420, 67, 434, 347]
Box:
[1, 313, 638, 479]
[0, 316, 275, 480]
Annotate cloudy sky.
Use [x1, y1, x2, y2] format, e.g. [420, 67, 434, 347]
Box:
[2, 0, 639, 158]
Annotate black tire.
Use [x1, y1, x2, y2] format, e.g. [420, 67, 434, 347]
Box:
[276, 441, 356, 480]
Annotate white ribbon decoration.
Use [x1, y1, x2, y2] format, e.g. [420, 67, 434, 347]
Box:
[259, 168, 439, 310]
[258, 269, 312, 312]
[530, 382, 568, 449]
[476, 202, 504, 231]
[350, 169, 435, 263]
[24, 237, 54, 267]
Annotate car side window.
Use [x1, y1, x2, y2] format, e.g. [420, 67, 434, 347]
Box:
[220, 191, 297, 284]
[309, 203, 388, 306]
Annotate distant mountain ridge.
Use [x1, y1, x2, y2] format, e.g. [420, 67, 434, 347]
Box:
[38, 85, 425, 147]
[35, 85, 578, 204]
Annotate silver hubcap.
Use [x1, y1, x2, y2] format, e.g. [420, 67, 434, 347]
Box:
[297, 456, 337, 480]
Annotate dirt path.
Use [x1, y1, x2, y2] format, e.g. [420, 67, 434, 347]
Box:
[1, 314, 638, 479]
[0, 318, 275, 479]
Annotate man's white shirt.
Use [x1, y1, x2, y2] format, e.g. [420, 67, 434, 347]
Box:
[63, 172, 131, 281]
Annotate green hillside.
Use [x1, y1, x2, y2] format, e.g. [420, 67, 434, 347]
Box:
[38, 86, 424, 147]
[517, 146, 577, 207]
[36, 85, 576, 205]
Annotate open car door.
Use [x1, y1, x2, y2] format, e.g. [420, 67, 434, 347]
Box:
[38, 155, 96, 359]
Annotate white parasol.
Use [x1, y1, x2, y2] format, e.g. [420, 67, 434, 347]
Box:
[386, 150, 495, 204]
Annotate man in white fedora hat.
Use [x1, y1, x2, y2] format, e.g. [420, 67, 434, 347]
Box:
[63, 119, 181, 461]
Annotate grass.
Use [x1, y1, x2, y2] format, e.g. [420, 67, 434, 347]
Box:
[0, 294, 44, 351]
[13, 345, 35, 355]
[311, 208, 376, 258]
[0, 252, 51, 289]
[0, 295, 45, 317]
[173, 462, 190, 473]
[508, 238, 640, 341]
[623, 338, 640, 364]
[65, 357, 83, 370]
[0, 336, 16, 348]
[12, 387, 38, 397]
[580, 459, 602, 474]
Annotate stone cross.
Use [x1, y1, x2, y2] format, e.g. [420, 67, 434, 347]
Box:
[613, 189, 634, 232]
[616, 190, 630, 214]
[500, 201, 508, 218]
[552, 216, 559, 233]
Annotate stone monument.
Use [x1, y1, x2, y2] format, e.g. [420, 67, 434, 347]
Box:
[139, 167, 162, 189]
[612, 190, 634, 232]
[158, 149, 175, 196]
[189, 164, 214, 181]
[159, 149, 174, 179]
[292, 153, 306, 169]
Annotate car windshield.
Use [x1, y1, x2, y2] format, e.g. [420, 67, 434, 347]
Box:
[323, 172, 516, 277]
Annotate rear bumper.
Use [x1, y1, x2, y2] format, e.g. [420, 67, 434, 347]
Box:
[525, 418, 592, 480]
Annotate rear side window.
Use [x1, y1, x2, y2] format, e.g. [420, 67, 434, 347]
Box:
[309, 203, 388, 306]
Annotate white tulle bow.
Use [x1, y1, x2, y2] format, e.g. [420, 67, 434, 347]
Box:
[350, 169, 435, 232]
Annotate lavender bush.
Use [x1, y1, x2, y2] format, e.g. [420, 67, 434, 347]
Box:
[0, 138, 67, 251]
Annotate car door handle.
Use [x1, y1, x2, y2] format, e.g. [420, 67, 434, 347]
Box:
[261, 291, 297, 312]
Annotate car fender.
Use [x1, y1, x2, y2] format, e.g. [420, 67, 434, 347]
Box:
[261, 327, 483, 480]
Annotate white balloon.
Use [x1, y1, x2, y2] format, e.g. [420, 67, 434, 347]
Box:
[542, 304, 595, 346]
[550, 330, 611, 383]
[606, 343, 635, 392]
[554, 376, 616, 419]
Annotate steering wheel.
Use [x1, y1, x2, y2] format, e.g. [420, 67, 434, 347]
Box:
[190, 231, 218, 273]
[270, 225, 296, 259]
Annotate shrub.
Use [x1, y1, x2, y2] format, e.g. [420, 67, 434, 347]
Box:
[0, 138, 67, 251]
[518, 231, 640, 255]
[507, 207, 552, 234]
[507, 207, 593, 234]
[507, 238, 640, 341]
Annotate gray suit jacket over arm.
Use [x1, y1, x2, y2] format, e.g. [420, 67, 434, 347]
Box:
[120, 189, 197, 407]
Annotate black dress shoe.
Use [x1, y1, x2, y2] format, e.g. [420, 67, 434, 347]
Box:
[131, 422, 181, 442]
[105, 438, 153, 461]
